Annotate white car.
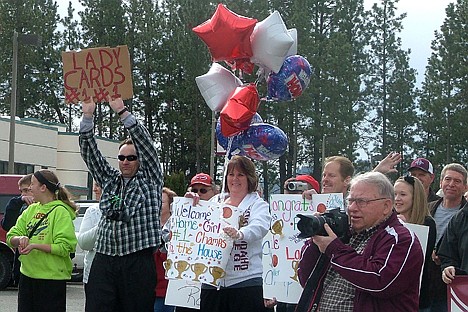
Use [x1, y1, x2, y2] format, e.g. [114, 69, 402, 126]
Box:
[71, 200, 98, 282]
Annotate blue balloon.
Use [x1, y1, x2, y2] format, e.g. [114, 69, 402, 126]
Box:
[267, 55, 312, 101]
[216, 119, 244, 154]
[241, 123, 288, 161]
[216, 113, 263, 153]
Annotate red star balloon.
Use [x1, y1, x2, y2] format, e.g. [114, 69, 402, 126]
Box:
[192, 4, 257, 63]
[220, 84, 260, 137]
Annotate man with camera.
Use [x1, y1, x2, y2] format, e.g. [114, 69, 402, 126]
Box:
[284, 175, 320, 195]
[79, 97, 162, 312]
[296, 172, 423, 312]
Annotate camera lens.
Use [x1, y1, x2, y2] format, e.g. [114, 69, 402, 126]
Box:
[287, 182, 296, 191]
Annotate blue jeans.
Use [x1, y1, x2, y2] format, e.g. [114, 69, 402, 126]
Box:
[154, 297, 174, 312]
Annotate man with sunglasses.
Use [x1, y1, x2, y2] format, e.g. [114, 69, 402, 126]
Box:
[296, 172, 423, 312]
[79, 97, 162, 312]
[188, 173, 218, 201]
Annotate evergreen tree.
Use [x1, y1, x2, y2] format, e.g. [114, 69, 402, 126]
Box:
[419, 0, 468, 170]
[364, 0, 414, 160]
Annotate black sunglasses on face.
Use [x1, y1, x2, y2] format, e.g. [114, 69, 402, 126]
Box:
[118, 155, 138, 161]
[192, 188, 209, 194]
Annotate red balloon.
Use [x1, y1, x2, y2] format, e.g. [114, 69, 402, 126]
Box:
[192, 4, 257, 62]
[220, 84, 260, 137]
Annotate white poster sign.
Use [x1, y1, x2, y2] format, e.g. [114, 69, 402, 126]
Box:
[165, 197, 241, 287]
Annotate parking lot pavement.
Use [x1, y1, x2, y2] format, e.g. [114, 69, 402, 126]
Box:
[0, 282, 85, 312]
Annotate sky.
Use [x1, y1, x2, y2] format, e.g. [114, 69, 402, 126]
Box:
[57, 0, 455, 86]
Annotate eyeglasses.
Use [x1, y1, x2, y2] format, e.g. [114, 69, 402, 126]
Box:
[118, 155, 138, 161]
[192, 188, 210, 194]
[346, 197, 388, 208]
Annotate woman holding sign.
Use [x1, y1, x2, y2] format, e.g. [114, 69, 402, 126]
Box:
[190, 156, 272, 312]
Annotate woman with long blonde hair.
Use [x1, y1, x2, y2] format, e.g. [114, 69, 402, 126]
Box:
[394, 175, 436, 311]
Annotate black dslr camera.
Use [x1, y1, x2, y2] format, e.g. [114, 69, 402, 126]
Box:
[104, 195, 130, 222]
[105, 209, 126, 221]
[297, 208, 348, 239]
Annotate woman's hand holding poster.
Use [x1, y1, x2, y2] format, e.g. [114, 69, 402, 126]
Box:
[164, 197, 240, 287]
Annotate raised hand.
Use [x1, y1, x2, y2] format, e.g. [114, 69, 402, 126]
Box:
[82, 98, 96, 118]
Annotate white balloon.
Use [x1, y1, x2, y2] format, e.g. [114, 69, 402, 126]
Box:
[250, 11, 294, 73]
[286, 28, 298, 56]
[195, 63, 242, 112]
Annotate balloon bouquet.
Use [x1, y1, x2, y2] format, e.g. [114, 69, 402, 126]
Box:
[193, 4, 312, 161]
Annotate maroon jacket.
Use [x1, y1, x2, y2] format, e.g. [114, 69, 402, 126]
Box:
[297, 212, 423, 312]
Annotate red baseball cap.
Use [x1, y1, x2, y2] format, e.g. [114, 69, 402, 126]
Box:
[190, 173, 213, 187]
[295, 175, 320, 193]
[408, 158, 434, 174]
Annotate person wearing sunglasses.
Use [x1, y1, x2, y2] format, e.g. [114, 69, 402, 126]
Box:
[296, 172, 423, 312]
[79, 97, 163, 312]
[188, 173, 218, 201]
[394, 175, 436, 311]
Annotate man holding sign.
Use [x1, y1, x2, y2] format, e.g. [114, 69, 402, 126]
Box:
[79, 97, 162, 312]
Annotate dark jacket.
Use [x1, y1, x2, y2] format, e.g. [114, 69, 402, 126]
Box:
[425, 196, 467, 304]
[427, 187, 440, 203]
[438, 202, 468, 274]
[1, 196, 27, 231]
[419, 216, 437, 308]
[296, 212, 423, 312]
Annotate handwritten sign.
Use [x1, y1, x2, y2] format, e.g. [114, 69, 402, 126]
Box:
[165, 279, 201, 309]
[62, 45, 133, 103]
[447, 276, 468, 312]
[266, 193, 343, 283]
[164, 197, 240, 287]
[262, 231, 303, 304]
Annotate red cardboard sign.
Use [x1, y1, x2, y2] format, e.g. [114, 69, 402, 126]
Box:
[447, 276, 468, 311]
[62, 45, 133, 104]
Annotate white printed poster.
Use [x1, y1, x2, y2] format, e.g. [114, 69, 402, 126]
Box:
[165, 197, 241, 287]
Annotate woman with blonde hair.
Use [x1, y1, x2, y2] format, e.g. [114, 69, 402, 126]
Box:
[394, 175, 436, 311]
[7, 169, 78, 312]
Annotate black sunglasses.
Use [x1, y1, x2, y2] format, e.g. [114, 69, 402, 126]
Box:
[192, 188, 209, 194]
[118, 155, 138, 161]
[404, 175, 415, 185]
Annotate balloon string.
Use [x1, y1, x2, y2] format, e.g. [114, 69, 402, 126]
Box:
[219, 136, 233, 203]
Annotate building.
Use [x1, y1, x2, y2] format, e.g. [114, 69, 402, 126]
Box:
[0, 116, 120, 199]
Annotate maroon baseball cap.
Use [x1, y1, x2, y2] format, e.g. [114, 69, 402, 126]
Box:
[190, 173, 213, 187]
[295, 175, 320, 193]
[408, 158, 434, 174]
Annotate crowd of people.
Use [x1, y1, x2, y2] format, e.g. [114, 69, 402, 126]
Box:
[2, 97, 467, 312]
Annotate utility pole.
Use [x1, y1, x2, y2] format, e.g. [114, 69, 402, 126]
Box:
[8, 31, 41, 173]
